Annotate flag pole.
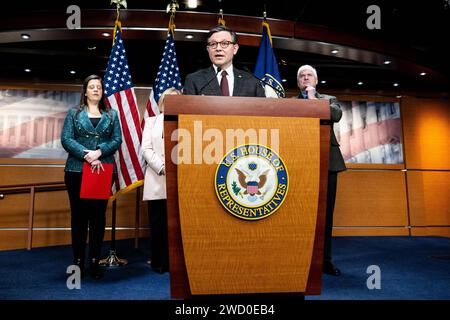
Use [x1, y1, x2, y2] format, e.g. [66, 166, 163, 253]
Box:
[99, 0, 128, 268]
[100, 199, 128, 267]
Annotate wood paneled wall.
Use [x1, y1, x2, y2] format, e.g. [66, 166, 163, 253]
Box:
[402, 97, 450, 236]
[0, 87, 152, 250]
[402, 97, 450, 170]
[333, 169, 409, 236]
[1, 91, 450, 251]
[334, 96, 450, 237]
[0, 166, 150, 250]
[407, 169, 450, 236]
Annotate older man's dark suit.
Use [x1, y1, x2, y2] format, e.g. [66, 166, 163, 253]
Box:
[184, 66, 266, 97]
[298, 92, 346, 271]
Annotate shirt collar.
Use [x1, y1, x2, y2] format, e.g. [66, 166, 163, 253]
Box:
[213, 64, 234, 77]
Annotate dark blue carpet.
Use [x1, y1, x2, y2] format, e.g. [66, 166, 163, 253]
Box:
[308, 236, 450, 300]
[0, 238, 170, 300]
[0, 236, 449, 300]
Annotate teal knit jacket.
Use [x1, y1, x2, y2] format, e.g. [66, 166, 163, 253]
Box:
[61, 107, 122, 173]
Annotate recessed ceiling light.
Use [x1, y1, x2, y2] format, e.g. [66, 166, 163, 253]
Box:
[24, 68, 31, 73]
[185, 34, 194, 39]
[331, 49, 339, 54]
[393, 83, 399, 87]
[281, 79, 287, 83]
[102, 32, 110, 37]
[383, 60, 391, 65]
[420, 72, 427, 76]
[70, 70, 76, 74]
[321, 80, 327, 84]
[87, 46, 97, 50]
[187, 0, 198, 9]
[357, 81, 363, 85]
[396, 95, 402, 98]
[21, 33, 31, 40]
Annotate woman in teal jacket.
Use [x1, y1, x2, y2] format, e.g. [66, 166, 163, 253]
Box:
[61, 74, 122, 279]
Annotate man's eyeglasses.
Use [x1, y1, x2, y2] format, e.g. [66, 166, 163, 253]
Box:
[206, 41, 235, 49]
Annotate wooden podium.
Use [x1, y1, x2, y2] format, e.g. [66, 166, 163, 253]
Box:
[163, 95, 330, 298]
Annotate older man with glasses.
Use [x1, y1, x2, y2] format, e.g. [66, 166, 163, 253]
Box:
[297, 64, 347, 276]
[184, 25, 266, 97]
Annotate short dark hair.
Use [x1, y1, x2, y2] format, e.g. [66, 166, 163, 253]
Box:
[207, 25, 238, 44]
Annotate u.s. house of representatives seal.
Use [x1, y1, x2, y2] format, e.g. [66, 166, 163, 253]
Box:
[215, 144, 289, 220]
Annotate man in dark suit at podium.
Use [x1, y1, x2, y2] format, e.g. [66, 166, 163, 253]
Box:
[297, 64, 347, 276]
[184, 25, 266, 97]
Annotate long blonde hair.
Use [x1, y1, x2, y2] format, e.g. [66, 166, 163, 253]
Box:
[158, 87, 181, 112]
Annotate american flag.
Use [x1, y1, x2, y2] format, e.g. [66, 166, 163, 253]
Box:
[143, 31, 182, 121]
[104, 26, 145, 195]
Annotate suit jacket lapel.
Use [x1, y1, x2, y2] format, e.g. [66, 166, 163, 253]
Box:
[155, 113, 164, 139]
[205, 66, 222, 96]
[78, 109, 110, 134]
[78, 109, 96, 132]
[233, 67, 243, 97]
[95, 112, 110, 134]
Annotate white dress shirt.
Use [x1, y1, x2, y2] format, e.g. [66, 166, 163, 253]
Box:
[213, 64, 234, 96]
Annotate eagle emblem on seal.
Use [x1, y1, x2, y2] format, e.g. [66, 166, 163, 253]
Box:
[215, 145, 289, 220]
[235, 162, 269, 200]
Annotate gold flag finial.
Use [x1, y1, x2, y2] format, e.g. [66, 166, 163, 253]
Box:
[166, 0, 179, 33]
[218, 9, 226, 26]
[261, 9, 272, 46]
[111, 0, 127, 23]
[111, 0, 127, 8]
[110, 1, 127, 45]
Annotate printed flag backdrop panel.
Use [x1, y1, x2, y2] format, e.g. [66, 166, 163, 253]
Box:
[0, 89, 79, 159]
[0, 91, 403, 164]
[335, 101, 403, 164]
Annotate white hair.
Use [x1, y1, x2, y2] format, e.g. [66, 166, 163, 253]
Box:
[297, 65, 318, 79]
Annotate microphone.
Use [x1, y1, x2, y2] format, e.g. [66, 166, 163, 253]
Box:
[198, 66, 222, 95]
[242, 66, 285, 98]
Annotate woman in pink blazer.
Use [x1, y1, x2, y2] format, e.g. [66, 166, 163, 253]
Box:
[142, 87, 180, 273]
